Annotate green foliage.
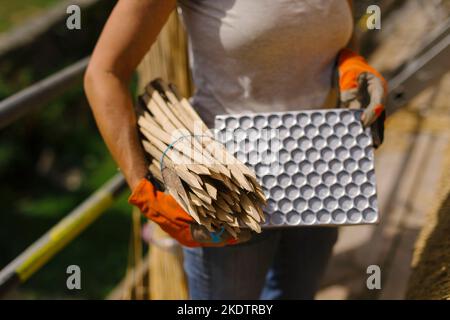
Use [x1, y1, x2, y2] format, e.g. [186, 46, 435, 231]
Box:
[0, 0, 61, 33]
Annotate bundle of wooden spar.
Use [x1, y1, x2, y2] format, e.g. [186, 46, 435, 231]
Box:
[136, 79, 267, 237]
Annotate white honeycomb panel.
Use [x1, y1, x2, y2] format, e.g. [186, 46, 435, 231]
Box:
[215, 109, 379, 227]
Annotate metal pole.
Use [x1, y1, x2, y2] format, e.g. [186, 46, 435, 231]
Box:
[0, 57, 89, 129]
[386, 19, 450, 115]
[0, 173, 127, 297]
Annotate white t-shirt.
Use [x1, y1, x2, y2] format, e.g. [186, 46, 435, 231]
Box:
[178, 0, 353, 126]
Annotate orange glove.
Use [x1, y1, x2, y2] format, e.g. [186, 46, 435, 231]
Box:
[338, 48, 387, 146]
[128, 177, 249, 247]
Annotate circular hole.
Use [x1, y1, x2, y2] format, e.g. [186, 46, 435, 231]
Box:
[269, 137, 282, 152]
[317, 210, 331, 223]
[261, 150, 276, 165]
[292, 172, 306, 186]
[332, 209, 346, 224]
[344, 159, 358, 172]
[300, 185, 314, 199]
[271, 186, 284, 200]
[311, 112, 324, 126]
[282, 114, 296, 127]
[239, 139, 251, 153]
[235, 151, 247, 163]
[369, 195, 378, 208]
[305, 124, 318, 138]
[294, 198, 307, 211]
[335, 146, 350, 160]
[286, 211, 301, 225]
[279, 198, 292, 213]
[357, 134, 371, 147]
[324, 196, 338, 211]
[340, 111, 354, 124]
[365, 146, 374, 158]
[216, 118, 225, 130]
[330, 184, 345, 198]
[284, 137, 297, 151]
[319, 124, 333, 137]
[263, 175, 276, 188]
[314, 160, 327, 174]
[348, 122, 362, 136]
[270, 212, 285, 225]
[329, 159, 343, 173]
[298, 137, 312, 150]
[277, 126, 289, 139]
[367, 170, 376, 184]
[362, 208, 378, 222]
[327, 135, 340, 149]
[253, 115, 267, 128]
[255, 163, 269, 176]
[286, 186, 300, 200]
[239, 116, 252, 129]
[358, 158, 373, 172]
[290, 125, 302, 139]
[361, 182, 375, 196]
[342, 134, 354, 148]
[321, 147, 334, 161]
[326, 112, 339, 124]
[248, 150, 259, 165]
[299, 161, 313, 174]
[350, 146, 364, 160]
[291, 149, 304, 163]
[258, 139, 269, 153]
[348, 208, 362, 223]
[355, 195, 368, 210]
[233, 128, 247, 143]
[322, 171, 337, 185]
[285, 161, 298, 175]
[247, 128, 259, 141]
[268, 115, 282, 128]
[315, 184, 330, 198]
[225, 117, 238, 129]
[337, 171, 351, 185]
[265, 199, 277, 213]
[278, 149, 290, 164]
[312, 136, 326, 149]
[301, 210, 316, 225]
[277, 173, 290, 187]
[308, 197, 322, 212]
[345, 183, 359, 197]
[269, 162, 283, 175]
[352, 170, 366, 185]
[306, 148, 320, 162]
[297, 114, 309, 126]
[334, 123, 347, 136]
[307, 172, 321, 186]
[339, 196, 353, 210]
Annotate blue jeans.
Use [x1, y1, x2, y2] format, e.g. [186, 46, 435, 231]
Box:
[183, 227, 338, 299]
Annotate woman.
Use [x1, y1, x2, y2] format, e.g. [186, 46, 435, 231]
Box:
[85, 0, 386, 299]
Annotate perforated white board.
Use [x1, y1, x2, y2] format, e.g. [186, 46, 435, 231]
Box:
[215, 109, 380, 227]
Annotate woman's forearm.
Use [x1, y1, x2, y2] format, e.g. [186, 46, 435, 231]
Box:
[84, 70, 147, 190]
[83, 0, 175, 190]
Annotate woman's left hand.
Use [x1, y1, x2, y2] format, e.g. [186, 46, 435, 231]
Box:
[337, 48, 387, 127]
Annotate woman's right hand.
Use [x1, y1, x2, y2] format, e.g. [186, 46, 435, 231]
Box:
[129, 178, 251, 247]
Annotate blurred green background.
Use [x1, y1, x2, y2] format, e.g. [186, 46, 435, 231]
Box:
[0, 0, 135, 299]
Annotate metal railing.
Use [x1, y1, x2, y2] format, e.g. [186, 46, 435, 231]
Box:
[0, 57, 89, 129]
[0, 56, 128, 297]
[0, 174, 126, 296]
